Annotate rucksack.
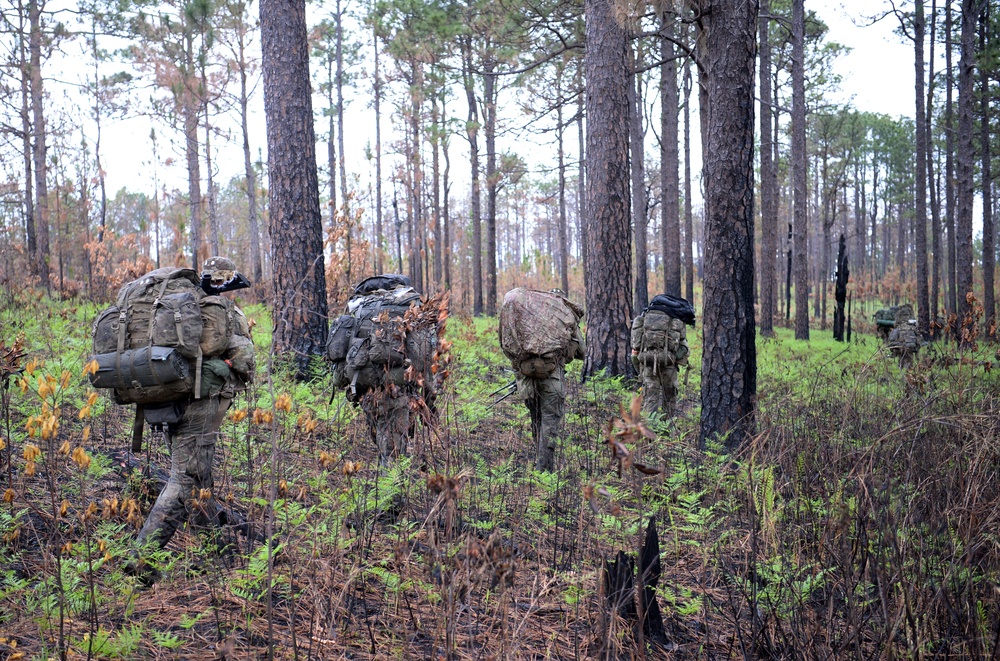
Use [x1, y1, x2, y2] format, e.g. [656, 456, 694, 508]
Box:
[631, 310, 685, 368]
[326, 286, 436, 400]
[89, 267, 238, 405]
[499, 288, 584, 379]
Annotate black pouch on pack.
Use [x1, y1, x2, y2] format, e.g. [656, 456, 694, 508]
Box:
[326, 315, 356, 362]
[143, 401, 187, 429]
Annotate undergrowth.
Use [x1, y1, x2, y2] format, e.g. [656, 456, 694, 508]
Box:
[0, 286, 998, 659]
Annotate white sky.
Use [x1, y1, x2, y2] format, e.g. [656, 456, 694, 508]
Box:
[89, 0, 924, 202]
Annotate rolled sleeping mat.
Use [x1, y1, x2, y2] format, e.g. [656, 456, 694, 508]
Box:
[88, 346, 190, 390]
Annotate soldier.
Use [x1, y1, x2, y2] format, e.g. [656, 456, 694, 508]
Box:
[499, 288, 585, 472]
[127, 257, 255, 582]
[887, 303, 919, 368]
[873, 305, 900, 342]
[326, 275, 438, 464]
[631, 294, 693, 417]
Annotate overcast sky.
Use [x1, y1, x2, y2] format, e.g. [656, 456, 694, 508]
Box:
[94, 1, 924, 200]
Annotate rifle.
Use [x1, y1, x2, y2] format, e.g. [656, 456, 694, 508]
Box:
[201, 271, 252, 295]
[489, 380, 518, 408]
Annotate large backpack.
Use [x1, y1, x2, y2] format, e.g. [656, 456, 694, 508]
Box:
[326, 286, 436, 400]
[631, 310, 685, 369]
[499, 288, 584, 379]
[89, 267, 238, 405]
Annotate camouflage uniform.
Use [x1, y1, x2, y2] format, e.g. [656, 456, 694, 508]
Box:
[631, 312, 689, 417]
[135, 257, 254, 554]
[363, 384, 413, 463]
[516, 326, 584, 472]
[887, 304, 919, 369]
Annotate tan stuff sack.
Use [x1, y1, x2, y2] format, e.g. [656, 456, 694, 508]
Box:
[89, 268, 241, 405]
[631, 310, 683, 368]
[499, 288, 584, 379]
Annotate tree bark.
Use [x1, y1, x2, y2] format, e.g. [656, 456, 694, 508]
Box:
[557, 76, 569, 295]
[928, 0, 941, 331]
[696, 0, 758, 449]
[684, 47, 694, 301]
[237, 13, 262, 283]
[980, 2, 994, 328]
[17, 6, 36, 274]
[484, 60, 498, 315]
[661, 18, 680, 298]
[260, 0, 329, 376]
[373, 15, 384, 275]
[461, 38, 483, 314]
[583, 0, 633, 377]
[630, 43, 648, 310]
[915, 0, 930, 337]
[792, 0, 809, 339]
[956, 0, 976, 334]
[29, 0, 49, 288]
[759, 0, 776, 336]
[946, 0, 958, 316]
[432, 94, 443, 291]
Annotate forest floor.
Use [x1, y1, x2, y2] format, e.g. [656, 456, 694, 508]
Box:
[1, 287, 999, 660]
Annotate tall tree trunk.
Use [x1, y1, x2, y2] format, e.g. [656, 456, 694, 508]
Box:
[661, 18, 680, 298]
[928, 0, 941, 330]
[792, 0, 809, 339]
[577, 66, 587, 280]
[184, 102, 202, 269]
[557, 77, 569, 295]
[956, 0, 976, 334]
[91, 19, 108, 246]
[17, 10, 36, 273]
[373, 16, 384, 275]
[432, 94, 443, 291]
[29, 0, 49, 288]
[484, 61, 498, 315]
[442, 89, 452, 289]
[759, 0, 776, 336]
[260, 0, 329, 376]
[683, 52, 694, 302]
[914, 0, 931, 337]
[238, 20, 262, 282]
[630, 43, 648, 310]
[462, 39, 483, 314]
[980, 2, 994, 328]
[205, 113, 220, 255]
[336, 0, 347, 217]
[327, 54, 337, 230]
[697, 0, 758, 450]
[583, 0, 633, 377]
[821, 148, 831, 331]
[946, 0, 958, 316]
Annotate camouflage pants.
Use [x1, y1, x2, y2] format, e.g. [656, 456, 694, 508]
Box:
[640, 365, 678, 417]
[365, 389, 411, 464]
[136, 396, 230, 551]
[518, 365, 565, 472]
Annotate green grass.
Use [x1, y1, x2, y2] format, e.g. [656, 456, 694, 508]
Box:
[1, 290, 999, 658]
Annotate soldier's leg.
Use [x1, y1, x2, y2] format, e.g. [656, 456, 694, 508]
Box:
[659, 367, 678, 417]
[641, 365, 664, 415]
[373, 390, 410, 463]
[136, 397, 225, 550]
[516, 375, 542, 456]
[535, 367, 565, 472]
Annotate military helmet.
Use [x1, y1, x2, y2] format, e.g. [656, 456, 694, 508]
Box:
[203, 256, 238, 288]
